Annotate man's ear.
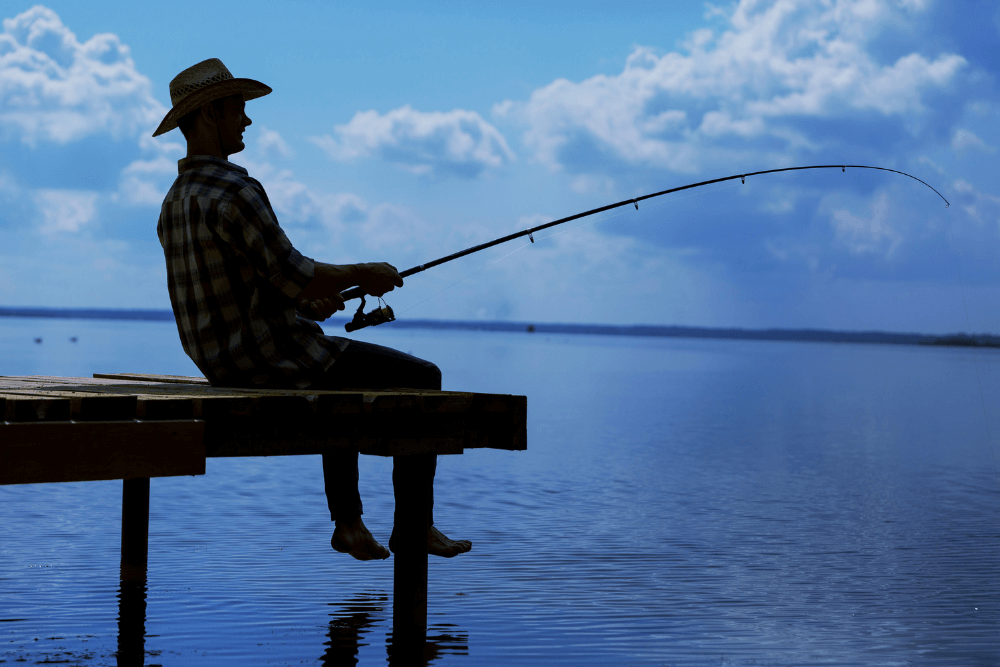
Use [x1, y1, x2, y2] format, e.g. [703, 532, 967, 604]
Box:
[199, 102, 219, 127]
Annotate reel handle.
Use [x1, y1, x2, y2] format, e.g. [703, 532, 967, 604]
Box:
[339, 285, 364, 302]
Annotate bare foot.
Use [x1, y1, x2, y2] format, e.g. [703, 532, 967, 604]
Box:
[332, 517, 390, 561]
[388, 526, 472, 558]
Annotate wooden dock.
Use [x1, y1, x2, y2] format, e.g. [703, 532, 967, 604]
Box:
[1, 373, 526, 651]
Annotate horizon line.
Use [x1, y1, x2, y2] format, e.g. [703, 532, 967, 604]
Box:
[2, 305, 998, 348]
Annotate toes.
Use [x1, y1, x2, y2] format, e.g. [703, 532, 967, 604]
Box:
[388, 527, 471, 556]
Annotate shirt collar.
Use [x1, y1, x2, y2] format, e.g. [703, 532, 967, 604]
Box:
[177, 155, 249, 176]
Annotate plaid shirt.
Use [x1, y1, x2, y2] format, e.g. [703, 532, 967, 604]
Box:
[157, 156, 346, 388]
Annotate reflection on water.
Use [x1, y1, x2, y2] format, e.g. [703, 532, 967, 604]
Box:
[386, 625, 468, 666]
[2, 324, 1000, 665]
[322, 592, 386, 666]
[115, 567, 148, 667]
[322, 592, 468, 666]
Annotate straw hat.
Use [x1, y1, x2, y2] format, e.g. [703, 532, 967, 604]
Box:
[152, 58, 271, 137]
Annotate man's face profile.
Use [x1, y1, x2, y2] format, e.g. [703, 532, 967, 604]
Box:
[216, 95, 251, 155]
[179, 93, 252, 158]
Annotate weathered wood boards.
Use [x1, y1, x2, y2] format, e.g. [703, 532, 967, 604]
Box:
[0, 374, 527, 459]
[0, 377, 208, 484]
[0, 420, 205, 485]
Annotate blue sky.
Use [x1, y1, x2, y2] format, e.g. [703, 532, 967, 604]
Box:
[2, 0, 999, 334]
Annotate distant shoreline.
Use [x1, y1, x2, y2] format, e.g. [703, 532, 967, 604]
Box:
[2, 305, 999, 349]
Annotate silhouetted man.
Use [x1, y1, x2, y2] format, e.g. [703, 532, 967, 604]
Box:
[153, 58, 470, 560]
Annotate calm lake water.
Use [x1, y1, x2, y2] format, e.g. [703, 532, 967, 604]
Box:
[1, 316, 999, 666]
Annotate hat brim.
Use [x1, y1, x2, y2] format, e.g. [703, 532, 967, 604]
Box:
[152, 78, 272, 137]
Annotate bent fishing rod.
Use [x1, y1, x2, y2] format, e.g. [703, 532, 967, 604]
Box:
[341, 164, 950, 332]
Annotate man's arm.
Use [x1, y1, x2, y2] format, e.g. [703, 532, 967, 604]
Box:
[298, 261, 404, 319]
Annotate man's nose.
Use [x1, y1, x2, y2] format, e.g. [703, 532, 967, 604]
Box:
[244, 115, 252, 127]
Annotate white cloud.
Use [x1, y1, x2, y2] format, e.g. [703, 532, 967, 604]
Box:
[237, 162, 433, 263]
[569, 173, 615, 195]
[311, 105, 514, 178]
[498, 0, 966, 173]
[951, 128, 995, 154]
[917, 155, 945, 174]
[33, 188, 98, 234]
[952, 179, 1000, 226]
[116, 156, 176, 206]
[0, 169, 20, 200]
[830, 192, 902, 257]
[257, 126, 292, 159]
[0, 5, 165, 145]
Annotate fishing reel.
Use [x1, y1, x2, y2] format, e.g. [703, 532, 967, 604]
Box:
[344, 295, 395, 332]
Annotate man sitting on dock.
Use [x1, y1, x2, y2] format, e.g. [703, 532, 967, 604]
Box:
[152, 58, 471, 561]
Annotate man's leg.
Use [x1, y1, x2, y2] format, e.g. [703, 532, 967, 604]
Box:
[391, 453, 470, 557]
[316, 338, 470, 558]
[321, 449, 391, 559]
[322, 450, 362, 522]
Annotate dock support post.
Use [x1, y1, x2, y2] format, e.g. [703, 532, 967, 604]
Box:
[392, 454, 430, 644]
[118, 477, 149, 666]
[120, 477, 150, 575]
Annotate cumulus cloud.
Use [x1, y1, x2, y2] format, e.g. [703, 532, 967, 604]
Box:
[0, 5, 165, 145]
[569, 173, 616, 195]
[115, 156, 176, 206]
[0, 169, 20, 200]
[951, 128, 995, 154]
[952, 179, 1000, 226]
[257, 126, 292, 159]
[830, 193, 903, 257]
[310, 105, 514, 177]
[497, 0, 966, 173]
[33, 188, 98, 234]
[238, 163, 433, 263]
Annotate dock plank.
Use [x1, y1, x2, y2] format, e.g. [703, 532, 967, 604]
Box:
[1, 390, 136, 420]
[1, 393, 71, 422]
[93, 373, 210, 384]
[0, 420, 206, 484]
[1, 374, 527, 456]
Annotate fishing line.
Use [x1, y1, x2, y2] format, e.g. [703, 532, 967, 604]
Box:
[946, 229, 1000, 498]
[397, 204, 634, 316]
[395, 240, 534, 317]
[396, 179, 742, 317]
[342, 164, 949, 333]
[341, 164, 949, 307]
[533, 179, 743, 245]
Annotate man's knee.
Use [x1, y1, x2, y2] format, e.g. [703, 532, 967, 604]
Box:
[421, 359, 442, 390]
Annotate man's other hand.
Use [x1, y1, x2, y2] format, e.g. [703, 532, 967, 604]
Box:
[299, 295, 345, 321]
[359, 262, 404, 297]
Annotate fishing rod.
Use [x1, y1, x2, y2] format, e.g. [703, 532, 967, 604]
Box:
[341, 164, 950, 332]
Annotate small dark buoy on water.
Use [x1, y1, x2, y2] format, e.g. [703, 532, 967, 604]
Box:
[33, 337, 42, 344]
[526, 325, 536, 333]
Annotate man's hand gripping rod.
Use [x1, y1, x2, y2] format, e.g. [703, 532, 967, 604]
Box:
[338, 164, 949, 332]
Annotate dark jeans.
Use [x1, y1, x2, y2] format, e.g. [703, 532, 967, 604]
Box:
[311, 337, 441, 527]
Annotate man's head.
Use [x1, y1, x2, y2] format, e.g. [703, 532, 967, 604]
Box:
[177, 93, 252, 158]
[152, 58, 270, 152]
